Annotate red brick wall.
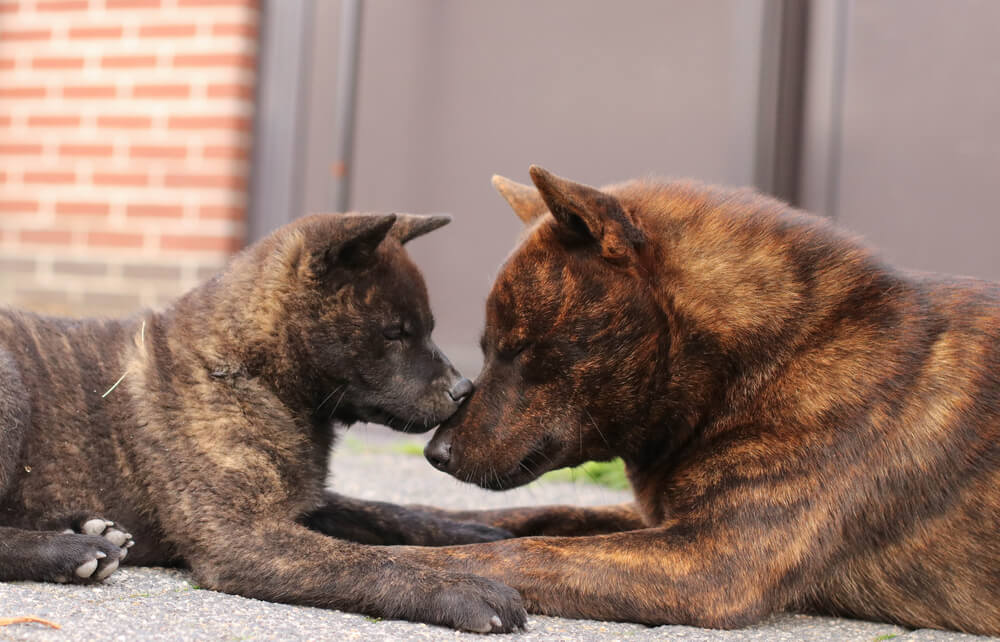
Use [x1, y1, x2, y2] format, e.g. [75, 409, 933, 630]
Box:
[0, 0, 258, 315]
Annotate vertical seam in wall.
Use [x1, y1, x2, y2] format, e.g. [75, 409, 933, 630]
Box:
[824, 0, 850, 221]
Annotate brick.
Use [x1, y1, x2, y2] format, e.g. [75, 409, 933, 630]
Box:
[0, 258, 36, 273]
[0, 3, 19, 13]
[16, 288, 69, 306]
[0, 87, 47, 98]
[130, 144, 186, 159]
[206, 83, 253, 100]
[0, 116, 10, 127]
[179, 0, 255, 5]
[37, 0, 89, 10]
[101, 55, 157, 68]
[126, 204, 183, 218]
[63, 85, 116, 99]
[123, 263, 181, 280]
[87, 231, 144, 248]
[132, 84, 190, 98]
[172, 53, 255, 69]
[0, 200, 38, 213]
[97, 115, 151, 129]
[60, 143, 114, 157]
[212, 23, 258, 38]
[93, 172, 148, 186]
[105, 0, 159, 8]
[21, 229, 73, 245]
[56, 202, 110, 216]
[53, 260, 107, 276]
[24, 171, 75, 184]
[32, 56, 86, 70]
[199, 205, 243, 220]
[139, 24, 196, 37]
[165, 173, 244, 189]
[69, 26, 123, 39]
[0, 143, 43, 155]
[1, 29, 51, 41]
[28, 115, 80, 127]
[81, 291, 140, 309]
[168, 115, 250, 131]
[161, 235, 242, 252]
[203, 145, 248, 160]
[0, 59, 17, 70]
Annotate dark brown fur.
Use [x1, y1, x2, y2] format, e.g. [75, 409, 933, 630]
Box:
[403, 167, 1000, 635]
[0, 213, 526, 633]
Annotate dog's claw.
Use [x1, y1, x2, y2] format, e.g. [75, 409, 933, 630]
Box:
[75, 558, 99, 578]
[490, 615, 502, 629]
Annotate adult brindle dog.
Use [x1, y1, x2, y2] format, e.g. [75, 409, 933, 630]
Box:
[400, 166, 1000, 635]
[0, 213, 526, 633]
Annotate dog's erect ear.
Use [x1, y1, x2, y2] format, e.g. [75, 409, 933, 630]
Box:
[492, 175, 547, 223]
[528, 165, 644, 260]
[296, 213, 396, 279]
[390, 213, 451, 244]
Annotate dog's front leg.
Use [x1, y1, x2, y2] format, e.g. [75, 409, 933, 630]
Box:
[302, 491, 513, 546]
[182, 517, 526, 633]
[391, 523, 796, 628]
[404, 502, 647, 537]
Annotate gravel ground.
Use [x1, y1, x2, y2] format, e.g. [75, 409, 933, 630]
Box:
[0, 427, 995, 641]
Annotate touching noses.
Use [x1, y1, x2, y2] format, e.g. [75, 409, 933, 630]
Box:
[447, 377, 473, 404]
[425, 432, 452, 470]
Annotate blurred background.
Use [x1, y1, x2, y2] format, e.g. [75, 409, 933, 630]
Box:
[2, 0, 999, 380]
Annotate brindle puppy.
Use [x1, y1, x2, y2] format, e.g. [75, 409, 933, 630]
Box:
[397, 166, 1000, 635]
[0, 213, 525, 633]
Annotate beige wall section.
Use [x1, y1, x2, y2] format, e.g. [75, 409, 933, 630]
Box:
[801, 0, 1000, 281]
[299, 0, 766, 373]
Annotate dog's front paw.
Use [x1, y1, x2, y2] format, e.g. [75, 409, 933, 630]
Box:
[42, 532, 128, 583]
[71, 517, 135, 552]
[426, 574, 527, 633]
[435, 520, 514, 545]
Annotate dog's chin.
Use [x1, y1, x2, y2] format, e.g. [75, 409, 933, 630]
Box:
[358, 408, 440, 434]
[462, 454, 555, 491]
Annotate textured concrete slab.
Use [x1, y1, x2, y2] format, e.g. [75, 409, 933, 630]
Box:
[0, 431, 995, 641]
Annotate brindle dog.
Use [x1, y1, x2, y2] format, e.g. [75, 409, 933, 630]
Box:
[0, 213, 525, 633]
[399, 166, 1000, 635]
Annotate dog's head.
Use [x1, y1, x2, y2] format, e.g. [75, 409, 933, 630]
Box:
[235, 213, 470, 432]
[425, 167, 668, 488]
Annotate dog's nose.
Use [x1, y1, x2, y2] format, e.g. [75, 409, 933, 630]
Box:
[447, 377, 473, 403]
[424, 435, 452, 471]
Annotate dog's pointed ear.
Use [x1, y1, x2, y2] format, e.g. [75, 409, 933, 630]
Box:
[492, 174, 547, 223]
[297, 213, 397, 279]
[390, 213, 451, 244]
[529, 165, 644, 260]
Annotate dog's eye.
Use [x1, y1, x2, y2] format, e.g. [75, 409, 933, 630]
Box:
[498, 343, 527, 360]
[383, 325, 406, 341]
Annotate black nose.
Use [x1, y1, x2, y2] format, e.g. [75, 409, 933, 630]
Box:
[447, 377, 473, 403]
[424, 436, 452, 471]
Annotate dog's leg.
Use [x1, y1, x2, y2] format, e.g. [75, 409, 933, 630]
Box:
[302, 492, 513, 546]
[182, 517, 526, 633]
[405, 502, 647, 536]
[391, 523, 798, 628]
[0, 526, 129, 583]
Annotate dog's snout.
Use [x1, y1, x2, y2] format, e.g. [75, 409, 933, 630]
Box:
[446, 377, 473, 404]
[424, 434, 453, 471]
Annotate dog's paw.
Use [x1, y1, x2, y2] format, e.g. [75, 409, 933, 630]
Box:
[60, 515, 135, 554]
[427, 574, 527, 634]
[42, 532, 128, 583]
[436, 520, 514, 545]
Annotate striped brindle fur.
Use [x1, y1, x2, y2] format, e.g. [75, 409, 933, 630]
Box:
[406, 165, 1000, 635]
